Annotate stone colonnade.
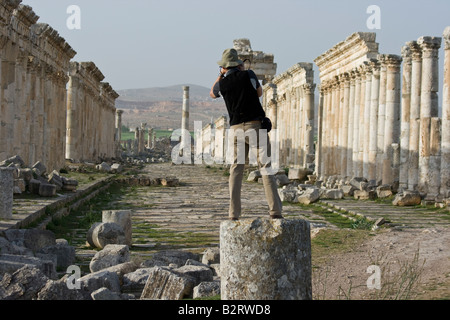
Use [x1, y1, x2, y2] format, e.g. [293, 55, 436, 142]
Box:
[263, 63, 316, 170]
[66, 61, 119, 162]
[315, 30, 450, 200]
[0, 1, 121, 171]
[0, 2, 76, 171]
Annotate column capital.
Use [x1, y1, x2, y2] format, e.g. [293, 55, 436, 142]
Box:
[302, 82, 316, 95]
[378, 54, 403, 71]
[418, 36, 442, 59]
[401, 44, 412, 62]
[408, 41, 422, 61]
[444, 26, 450, 50]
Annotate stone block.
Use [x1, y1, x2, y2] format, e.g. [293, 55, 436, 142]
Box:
[0, 265, 49, 300]
[78, 270, 121, 294]
[320, 189, 344, 199]
[48, 170, 63, 191]
[247, 170, 261, 182]
[89, 244, 130, 273]
[111, 163, 123, 173]
[29, 179, 41, 194]
[377, 184, 393, 198]
[297, 188, 320, 204]
[193, 281, 220, 299]
[392, 190, 422, 206]
[220, 218, 312, 300]
[175, 265, 214, 286]
[39, 183, 56, 197]
[32, 161, 47, 175]
[0, 167, 15, 220]
[140, 266, 195, 300]
[4, 229, 56, 252]
[354, 189, 377, 200]
[201, 247, 220, 265]
[102, 210, 132, 246]
[288, 168, 310, 181]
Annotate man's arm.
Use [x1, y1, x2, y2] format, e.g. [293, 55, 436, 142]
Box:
[210, 76, 221, 99]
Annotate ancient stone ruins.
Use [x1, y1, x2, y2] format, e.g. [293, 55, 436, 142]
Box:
[1, 0, 450, 301]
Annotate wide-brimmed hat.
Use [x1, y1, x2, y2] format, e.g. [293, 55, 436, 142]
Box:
[217, 48, 243, 68]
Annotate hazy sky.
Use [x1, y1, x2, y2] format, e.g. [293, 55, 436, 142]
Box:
[21, 0, 450, 91]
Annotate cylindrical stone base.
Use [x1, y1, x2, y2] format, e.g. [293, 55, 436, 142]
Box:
[0, 168, 16, 220]
[102, 210, 132, 246]
[220, 218, 312, 300]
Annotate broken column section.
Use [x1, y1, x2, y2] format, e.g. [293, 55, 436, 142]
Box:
[220, 218, 311, 300]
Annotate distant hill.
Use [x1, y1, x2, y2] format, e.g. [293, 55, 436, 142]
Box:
[117, 84, 214, 103]
[116, 84, 228, 131]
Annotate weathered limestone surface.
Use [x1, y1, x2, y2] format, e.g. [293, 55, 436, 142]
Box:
[102, 210, 132, 246]
[0, 167, 15, 219]
[262, 63, 316, 170]
[234, 38, 277, 84]
[66, 62, 119, 162]
[311, 30, 449, 203]
[220, 218, 311, 300]
[0, 1, 120, 173]
[441, 27, 450, 198]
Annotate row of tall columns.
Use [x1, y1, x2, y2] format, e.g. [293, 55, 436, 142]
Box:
[0, 2, 76, 172]
[399, 36, 443, 197]
[66, 61, 119, 162]
[262, 63, 315, 170]
[316, 28, 449, 201]
[318, 54, 402, 183]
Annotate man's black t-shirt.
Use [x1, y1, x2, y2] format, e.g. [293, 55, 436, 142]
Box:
[213, 69, 265, 126]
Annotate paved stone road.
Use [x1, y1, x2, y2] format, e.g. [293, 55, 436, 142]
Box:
[121, 163, 332, 256]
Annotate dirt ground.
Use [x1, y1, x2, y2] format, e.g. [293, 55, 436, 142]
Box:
[312, 226, 450, 300]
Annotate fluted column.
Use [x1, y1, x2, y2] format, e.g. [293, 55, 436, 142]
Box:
[363, 63, 372, 179]
[441, 27, 450, 198]
[340, 73, 350, 177]
[399, 45, 412, 190]
[418, 36, 442, 196]
[347, 70, 356, 177]
[352, 70, 362, 177]
[369, 60, 380, 181]
[408, 41, 422, 190]
[303, 83, 316, 168]
[382, 55, 403, 185]
[376, 59, 387, 182]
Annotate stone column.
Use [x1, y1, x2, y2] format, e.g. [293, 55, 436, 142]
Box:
[408, 41, 422, 190]
[341, 73, 350, 177]
[303, 83, 315, 168]
[181, 86, 190, 154]
[0, 167, 15, 220]
[399, 45, 412, 190]
[220, 218, 311, 300]
[363, 63, 372, 179]
[316, 85, 324, 178]
[352, 70, 362, 177]
[369, 61, 380, 182]
[347, 71, 356, 177]
[382, 55, 402, 185]
[441, 27, 450, 198]
[115, 110, 123, 145]
[102, 210, 132, 247]
[376, 59, 387, 183]
[418, 36, 441, 195]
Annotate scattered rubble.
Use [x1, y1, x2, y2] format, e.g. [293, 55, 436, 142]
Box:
[0, 225, 222, 300]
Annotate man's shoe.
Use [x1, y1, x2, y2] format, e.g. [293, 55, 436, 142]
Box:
[270, 215, 284, 219]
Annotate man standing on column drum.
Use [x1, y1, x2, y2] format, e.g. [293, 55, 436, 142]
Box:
[210, 48, 283, 221]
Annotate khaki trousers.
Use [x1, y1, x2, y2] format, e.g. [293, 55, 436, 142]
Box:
[228, 121, 283, 219]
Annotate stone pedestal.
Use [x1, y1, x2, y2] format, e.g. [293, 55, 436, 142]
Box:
[102, 210, 132, 246]
[0, 167, 15, 220]
[220, 218, 311, 300]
